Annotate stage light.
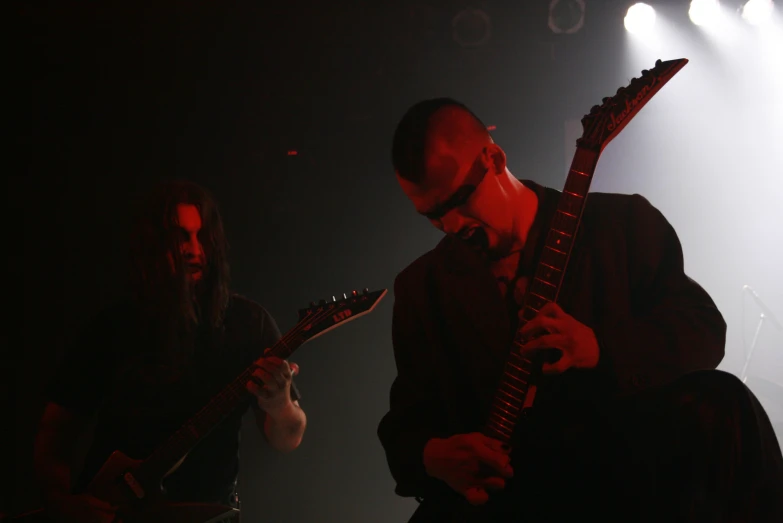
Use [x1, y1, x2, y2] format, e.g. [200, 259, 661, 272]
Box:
[548, 0, 586, 34]
[624, 3, 657, 35]
[689, 0, 722, 26]
[741, 0, 775, 26]
[452, 8, 492, 47]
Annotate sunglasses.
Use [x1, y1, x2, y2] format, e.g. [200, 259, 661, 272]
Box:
[422, 160, 490, 221]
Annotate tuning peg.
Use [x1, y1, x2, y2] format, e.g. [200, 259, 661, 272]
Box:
[641, 69, 650, 76]
[342, 293, 348, 299]
[363, 288, 369, 294]
[601, 97, 610, 103]
[616, 86, 626, 94]
[331, 296, 337, 302]
[351, 290, 358, 296]
[590, 105, 600, 114]
[655, 59, 662, 66]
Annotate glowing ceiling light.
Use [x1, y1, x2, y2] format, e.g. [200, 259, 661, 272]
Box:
[689, 0, 723, 26]
[742, 0, 775, 26]
[624, 3, 657, 35]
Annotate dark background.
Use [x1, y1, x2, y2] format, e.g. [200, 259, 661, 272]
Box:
[9, 1, 783, 522]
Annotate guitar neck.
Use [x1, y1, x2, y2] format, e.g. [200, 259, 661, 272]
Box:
[140, 333, 302, 479]
[481, 147, 600, 444]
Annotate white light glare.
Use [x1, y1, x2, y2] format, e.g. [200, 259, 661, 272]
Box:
[689, 0, 722, 27]
[624, 3, 657, 35]
[742, 0, 775, 26]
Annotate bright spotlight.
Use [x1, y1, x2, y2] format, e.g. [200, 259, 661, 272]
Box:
[624, 3, 657, 35]
[689, 0, 722, 27]
[742, 0, 775, 26]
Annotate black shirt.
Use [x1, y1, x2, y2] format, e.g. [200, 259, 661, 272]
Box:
[46, 294, 300, 503]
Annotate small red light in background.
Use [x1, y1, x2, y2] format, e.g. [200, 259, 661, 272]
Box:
[487, 125, 496, 131]
[287, 150, 298, 156]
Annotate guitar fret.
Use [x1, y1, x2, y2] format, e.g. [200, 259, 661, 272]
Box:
[571, 170, 588, 177]
[490, 412, 515, 430]
[565, 170, 591, 194]
[564, 190, 583, 198]
[510, 353, 533, 365]
[547, 231, 573, 256]
[504, 371, 528, 385]
[507, 362, 530, 375]
[489, 417, 513, 433]
[496, 388, 521, 402]
[552, 212, 578, 235]
[545, 246, 566, 255]
[551, 229, 572, 237]
[489, 423, 512, 438]
[520, 307, 539, 322]
[534, 277, 556, 288]
[528, 276, 555, 300]
[500, 381, 525, 394]
[495, 394, 521, 410]
[492, 403, 518, 418]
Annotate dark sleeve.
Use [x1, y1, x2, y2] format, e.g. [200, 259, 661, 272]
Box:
[593, 194, 726, 393]
[45, 308, 119, 417]
[250, 304, 301, 404]
[377, 276, 451, 499]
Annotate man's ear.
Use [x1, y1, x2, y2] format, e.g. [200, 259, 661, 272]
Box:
[483, 143, 507, 175]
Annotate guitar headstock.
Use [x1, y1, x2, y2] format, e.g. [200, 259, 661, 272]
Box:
[295, 288, 388, 342]
[578, 58, 688, 153]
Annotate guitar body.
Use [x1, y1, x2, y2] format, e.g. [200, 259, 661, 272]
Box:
[408, 464, 531, 523]
[5, 451, 238, 523]
[5, 504, 238, 523]
[87, 451, 238, 522]
[409, 495, 498, 523]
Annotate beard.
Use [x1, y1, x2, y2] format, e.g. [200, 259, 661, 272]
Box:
[460, 227, 516, 261]
[461, 227, 490, 252]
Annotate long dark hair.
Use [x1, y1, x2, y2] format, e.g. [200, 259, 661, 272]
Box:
[128, 180, 230, 359]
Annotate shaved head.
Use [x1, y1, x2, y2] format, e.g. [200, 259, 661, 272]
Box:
[392, 98, 492, 187]
[392, 98, 537, 261]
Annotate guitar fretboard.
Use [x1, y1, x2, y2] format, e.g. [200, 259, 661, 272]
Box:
[481, 147, 599, 444]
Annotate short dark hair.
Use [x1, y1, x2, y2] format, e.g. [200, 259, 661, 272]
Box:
[391, 98, 487, 184]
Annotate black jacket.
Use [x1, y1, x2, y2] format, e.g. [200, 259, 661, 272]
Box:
[377, 182, 726, 499]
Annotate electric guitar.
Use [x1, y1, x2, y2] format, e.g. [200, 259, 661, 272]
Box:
[409, 58, 689, 522]
[8, 288, 387, 523]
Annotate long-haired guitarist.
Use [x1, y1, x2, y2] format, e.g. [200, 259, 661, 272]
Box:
[378, 99, 783, 521]
[33, 180, 307, 523]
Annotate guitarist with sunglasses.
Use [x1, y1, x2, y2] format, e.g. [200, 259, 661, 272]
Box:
[31, 180, 307, 523]
[378, 98, 783, 522]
